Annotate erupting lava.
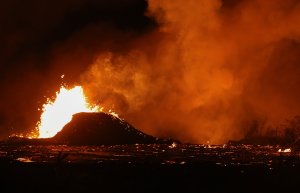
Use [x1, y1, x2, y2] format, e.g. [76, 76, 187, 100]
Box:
[36, 86, 99, 138]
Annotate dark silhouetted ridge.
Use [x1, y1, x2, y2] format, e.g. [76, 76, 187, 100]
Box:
[53, 112, 176, 145]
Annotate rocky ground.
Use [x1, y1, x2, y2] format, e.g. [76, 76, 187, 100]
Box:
[0, 144, 299, 193]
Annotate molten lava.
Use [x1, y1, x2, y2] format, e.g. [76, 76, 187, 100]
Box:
[278, 148, 292, 153]
[37, 86, 99, 138]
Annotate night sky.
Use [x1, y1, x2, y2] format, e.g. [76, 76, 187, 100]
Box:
[1, 0, 300, 143]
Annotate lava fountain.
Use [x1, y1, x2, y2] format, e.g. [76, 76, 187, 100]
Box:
[36, 86, 100, 138]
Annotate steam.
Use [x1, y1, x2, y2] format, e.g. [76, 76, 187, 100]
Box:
[82, 0, 300, 143]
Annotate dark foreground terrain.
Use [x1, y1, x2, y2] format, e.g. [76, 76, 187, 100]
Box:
[0, 144, 299, 193]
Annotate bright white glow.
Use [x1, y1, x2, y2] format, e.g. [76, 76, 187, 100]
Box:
[37, 86, 99, 138]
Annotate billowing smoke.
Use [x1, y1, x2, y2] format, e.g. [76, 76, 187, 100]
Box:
[81, 0, 300, 143]
[1, 0, 300, 143]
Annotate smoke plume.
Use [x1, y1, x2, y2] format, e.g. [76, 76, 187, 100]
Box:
[82, 0, 300, 143]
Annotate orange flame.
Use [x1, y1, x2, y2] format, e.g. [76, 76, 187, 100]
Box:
[36, 86, 99, 138]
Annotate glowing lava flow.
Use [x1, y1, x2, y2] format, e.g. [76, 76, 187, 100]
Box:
[37, 86, 99, 138]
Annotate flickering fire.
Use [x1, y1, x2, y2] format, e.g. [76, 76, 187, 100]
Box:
[37, 86, 99, 138]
